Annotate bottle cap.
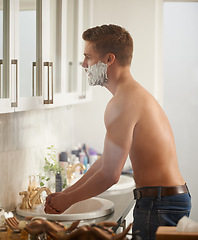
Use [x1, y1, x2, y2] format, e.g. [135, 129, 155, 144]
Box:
[89, 148, 97, 156]
[59, 152, 68, 162]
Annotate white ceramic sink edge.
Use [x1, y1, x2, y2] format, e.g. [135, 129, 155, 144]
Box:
[16, 197, 114, 221]
[70, 175, 135, 192]
[107, 175, 135, 191]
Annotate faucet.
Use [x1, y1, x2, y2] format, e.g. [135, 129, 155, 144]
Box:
[29, 187, 52, 206]
[19, 186, 52, 210]
[66, 163, 86, 186]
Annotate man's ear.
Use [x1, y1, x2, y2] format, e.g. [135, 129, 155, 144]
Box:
[106, 53, 115, 66]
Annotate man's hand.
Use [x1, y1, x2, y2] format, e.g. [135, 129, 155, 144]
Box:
[44, 192, 71, 214]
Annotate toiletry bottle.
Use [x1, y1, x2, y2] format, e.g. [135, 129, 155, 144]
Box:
[74, 156, 81, 177]
[83, 155, 88, 173]
[59, 152, 68, 188]
[82, 143, 89, 164]
[89, 148, 98, 166]
[55, 171, 62, 192]
[79, 151, 85, 164]
[79, 151, 85, 174]
[59, 152, 68, 171]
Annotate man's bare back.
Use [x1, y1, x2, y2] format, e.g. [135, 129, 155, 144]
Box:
[107, 76, 185, 188]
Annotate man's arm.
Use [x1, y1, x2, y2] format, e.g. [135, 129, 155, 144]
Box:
[45, 98, 136, 214]
[44, 157, 103, 206]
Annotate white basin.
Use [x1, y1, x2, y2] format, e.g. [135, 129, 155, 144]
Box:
[71, 175, 135, 192]
[16, 197, 114, 221]
[107, 175, 135, 191]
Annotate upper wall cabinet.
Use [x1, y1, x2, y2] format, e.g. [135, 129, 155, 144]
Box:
[0, 0, 44, 113]
[0, 0, 92, 114]
[63, 0, 92, 105]
[17, 0, 45, 111]
[0, 0, 14, 113]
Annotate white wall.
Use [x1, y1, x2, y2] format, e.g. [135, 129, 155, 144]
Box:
[0, 107, 75, 211]
[163, 1, 198, 221]
[73, 0, 163, 152]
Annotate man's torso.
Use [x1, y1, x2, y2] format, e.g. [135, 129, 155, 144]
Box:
[105, 78, 185, 188]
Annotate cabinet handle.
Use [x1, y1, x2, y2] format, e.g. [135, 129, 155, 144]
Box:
[0, 59, 2, 98]
[11, 59, 18, 107]
[32, 62, 36, 97]
[68, 62, 73, 92]
[43, 62, 53, 104]
[79, 62, 86, 99]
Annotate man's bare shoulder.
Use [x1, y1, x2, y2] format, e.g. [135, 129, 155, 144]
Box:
[104, 79, 145, 127]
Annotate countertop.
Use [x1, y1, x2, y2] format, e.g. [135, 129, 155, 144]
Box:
[97, 189, 135, 232]
[1, 175, 135, 239]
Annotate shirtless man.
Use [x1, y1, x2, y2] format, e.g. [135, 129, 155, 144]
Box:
[45, 24, 191, 240]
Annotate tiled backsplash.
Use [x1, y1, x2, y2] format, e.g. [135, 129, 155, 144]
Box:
[0, 107, 74, 211]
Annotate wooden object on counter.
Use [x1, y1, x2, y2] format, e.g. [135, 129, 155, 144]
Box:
[0, 228, 29, 240]
[156, 226, 198, 240]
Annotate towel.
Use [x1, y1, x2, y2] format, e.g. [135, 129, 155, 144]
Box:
[177, 216, 198, 232]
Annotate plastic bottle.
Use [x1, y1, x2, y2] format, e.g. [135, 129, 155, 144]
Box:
[59, 152, 68, 188]
[82, 143, 89, 164]
[74, 156, 81, 177]
[59, 152, 68, 175]
[79, 151, 86, 174]
[89, 148, 98, 166]
[55, 171, 62, 192]
[79, 151, 85, 163]
[83, 155, 88, 173]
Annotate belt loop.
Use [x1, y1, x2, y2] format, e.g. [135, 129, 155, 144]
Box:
[133, 188, 142, 200]
[185, 183, 191, 197]
[157, 187, 162, 201]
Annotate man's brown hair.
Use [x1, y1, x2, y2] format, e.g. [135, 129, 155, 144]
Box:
[82, 24, 133, 66]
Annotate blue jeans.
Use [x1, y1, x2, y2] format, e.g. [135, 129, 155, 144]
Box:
[132, 191, 191, 240]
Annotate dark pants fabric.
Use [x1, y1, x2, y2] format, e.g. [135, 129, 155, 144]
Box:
[132, 190, 191, 240]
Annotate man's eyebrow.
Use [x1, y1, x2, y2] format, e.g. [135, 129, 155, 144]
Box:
[84, 53, 91, 57]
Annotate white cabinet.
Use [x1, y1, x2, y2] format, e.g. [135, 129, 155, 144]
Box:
[0, 0, 44, 113]
[0, 0, 92, 114]
[63, 0, 92, 105]
[0, 0, 14, 113]
[16, 0, 44, 111]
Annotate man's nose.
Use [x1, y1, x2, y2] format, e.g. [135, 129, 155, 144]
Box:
[81, 60, 88, 68]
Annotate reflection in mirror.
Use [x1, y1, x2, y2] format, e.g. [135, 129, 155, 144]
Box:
[66, 0, 78, 93]
[50, 0, 61, 95]
[19, 0, 36, 97]
[0, 0, 3, 98]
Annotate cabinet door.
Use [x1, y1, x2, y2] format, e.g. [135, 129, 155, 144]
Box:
[15, 0, 44, 111]
[0, 0, 14, 113]
[40, 0, 65, 108]
[63, 0, 92, 105]
[76, 0, 92, 103]
[0, 0, 45, 113]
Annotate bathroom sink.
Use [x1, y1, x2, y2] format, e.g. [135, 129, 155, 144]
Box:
[98, 175, 135, 198]
[71, 175, 135, 192]
[16, 197, 114, 221]
[107, 175, 135, 191]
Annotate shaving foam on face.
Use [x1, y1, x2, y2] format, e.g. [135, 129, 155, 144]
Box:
[85, 61, 108, 86]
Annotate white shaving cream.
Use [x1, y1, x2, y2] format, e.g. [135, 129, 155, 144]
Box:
[85, 61, 108, 86]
